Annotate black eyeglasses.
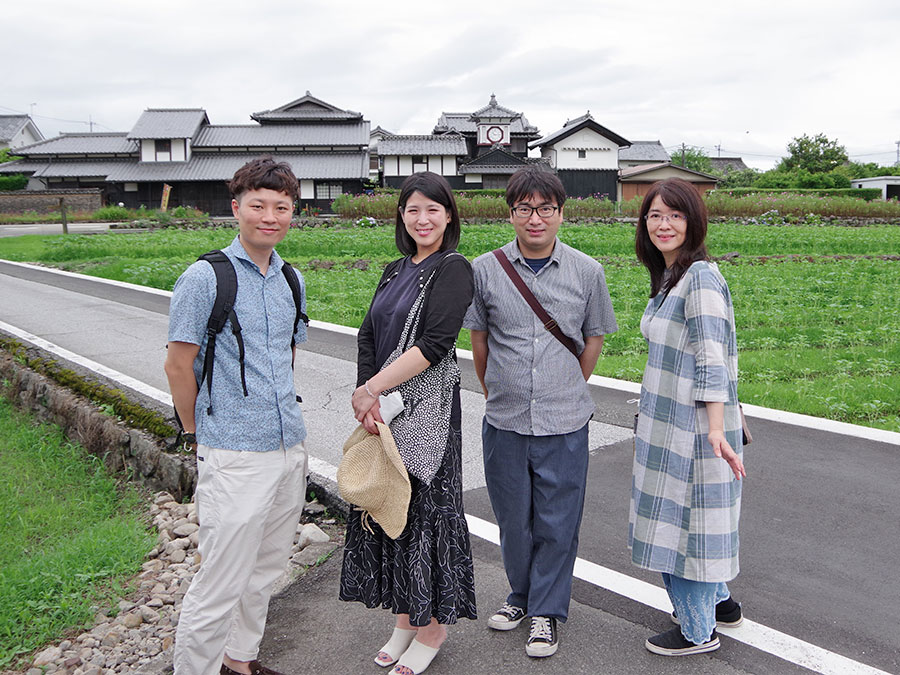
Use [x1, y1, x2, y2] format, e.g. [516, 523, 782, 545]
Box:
[511, 204, 559, 219]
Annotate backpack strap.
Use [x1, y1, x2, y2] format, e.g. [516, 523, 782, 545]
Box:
[281, 261, 309, 402]
[281, 262, 309, 346]
[198, 250, 248, 415]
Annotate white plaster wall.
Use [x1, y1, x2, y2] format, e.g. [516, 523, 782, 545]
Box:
[541, 147, 556, 168]
[442, 156, 457, 176]
[399, 157, 413, 175]
[140, 140, 154, 162]
[300, 179, 314, 199]
[12, 127, 41, 148]
[171, 139, 186, 162]
[551, 129, 619, 170]
[465, 174, 481, 184]
[851, 177, 898, 199]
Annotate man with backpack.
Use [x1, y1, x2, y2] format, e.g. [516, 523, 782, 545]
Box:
[165, 157, 308, 675]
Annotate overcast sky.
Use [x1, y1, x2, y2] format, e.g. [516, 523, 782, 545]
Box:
[5, 0, 899, 170]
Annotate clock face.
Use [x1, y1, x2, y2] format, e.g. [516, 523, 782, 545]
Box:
[486, 125, 504, 143]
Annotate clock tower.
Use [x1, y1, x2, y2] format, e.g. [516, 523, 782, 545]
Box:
[474, 94, 514, 148]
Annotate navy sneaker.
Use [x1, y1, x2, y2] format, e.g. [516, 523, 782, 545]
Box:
[646, 627, 720, 656]
[526, 616, 558, 657]
[487, 602, 526, 631]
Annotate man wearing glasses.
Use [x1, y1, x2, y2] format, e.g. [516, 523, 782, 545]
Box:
[464, 168, 617, 658]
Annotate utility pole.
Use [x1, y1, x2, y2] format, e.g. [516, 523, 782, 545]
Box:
[715, 143, 722, 157]
[895, 139, 899, 166]
[89, 115, 94, 133]
[681, 143, 686, 166]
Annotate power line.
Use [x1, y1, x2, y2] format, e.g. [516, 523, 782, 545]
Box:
[0, 105, 113, 130]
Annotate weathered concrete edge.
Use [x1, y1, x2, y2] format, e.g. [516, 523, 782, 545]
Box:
[0, 334, 350, 516]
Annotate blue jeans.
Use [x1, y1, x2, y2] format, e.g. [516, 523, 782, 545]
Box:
[482, 420, 589, 621]
[662, 573, 731, 644]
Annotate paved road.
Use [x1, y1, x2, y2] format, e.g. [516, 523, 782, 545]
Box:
[1, 260, 897, 674]
[0, 221, 112, 237]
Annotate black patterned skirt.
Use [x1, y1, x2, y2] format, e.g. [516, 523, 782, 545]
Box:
[339, 396, 477, 626]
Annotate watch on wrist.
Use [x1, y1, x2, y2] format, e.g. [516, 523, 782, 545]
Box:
[181, 432, 197, 450]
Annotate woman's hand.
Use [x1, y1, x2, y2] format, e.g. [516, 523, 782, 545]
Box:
[352, 383, 379, 421]
[361, 407, 384, 435]
[709, 430, 746, 480]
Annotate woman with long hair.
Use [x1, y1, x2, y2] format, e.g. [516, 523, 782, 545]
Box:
[340, 172, 476, 675]
[630, 178, 747, 657]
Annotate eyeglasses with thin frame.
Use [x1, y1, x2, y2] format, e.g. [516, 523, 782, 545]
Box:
[511, 204, 559, 219]
[646, 212, 686, 225]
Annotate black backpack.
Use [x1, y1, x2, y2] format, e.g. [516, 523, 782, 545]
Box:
[197, 249, 309, 416]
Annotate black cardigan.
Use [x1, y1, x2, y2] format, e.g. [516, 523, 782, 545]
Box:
[356, 252, 474, 387]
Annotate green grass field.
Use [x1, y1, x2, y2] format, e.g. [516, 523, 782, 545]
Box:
[1, 221, 898, 431]
[0, 398, 152, 668]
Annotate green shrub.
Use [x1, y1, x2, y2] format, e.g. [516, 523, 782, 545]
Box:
[455, 189, 507, 198]
[0, 174, 27, 191]
[91, 205, 132, 221]
[713, 188, 882, 202]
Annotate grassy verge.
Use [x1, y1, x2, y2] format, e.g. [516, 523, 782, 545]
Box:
[0, 223, 897, 431]
[0, 397, 153, 668]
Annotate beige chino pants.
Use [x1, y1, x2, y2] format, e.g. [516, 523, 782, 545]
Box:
[174, 442, 307, 675]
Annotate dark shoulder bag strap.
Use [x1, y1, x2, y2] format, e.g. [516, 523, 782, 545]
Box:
[198, 251, 247, 415]
[491, 249, 579, 358]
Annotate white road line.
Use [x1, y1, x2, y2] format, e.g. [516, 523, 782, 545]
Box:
[465, 514, 890, 675]
[4, 259, 898, 446]
[0, 320, 173, 407]
[0, 259, 173, 296]
[0, 321, 890, 674]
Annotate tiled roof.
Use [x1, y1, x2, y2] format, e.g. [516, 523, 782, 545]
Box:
[0, 158, 131, 177]
[127, 109, 209, 140]
[0, 159, 44, 174]
[12, 133, 136, 156]
[39, 160, 132, 178]
[470, 94, 522, 120]
[708, 157, 749, 172]
[456, 149, 551, 175]
[619, 162, 719, 181]
[462, 148, 526, 168]
[194, 122, 369, 147]
[531, 113, 630, 149]
[378, 135, 468, 156]
[0, 115, 31, 143]
[0, 152, 368, 182]
[618, 141, 670, 162]
[105, 152, 368, 182]
[251, 92, 363, 123]
[434, 97, 539, 135]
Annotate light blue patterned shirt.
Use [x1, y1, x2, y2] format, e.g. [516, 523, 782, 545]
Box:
[168, 236, 307, 451]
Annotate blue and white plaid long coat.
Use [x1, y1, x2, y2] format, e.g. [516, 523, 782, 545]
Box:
[628, 261, 743, 583]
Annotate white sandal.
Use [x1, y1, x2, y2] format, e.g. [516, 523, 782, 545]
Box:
[389, 639, 440, 675]
[374, 627, 417, 667]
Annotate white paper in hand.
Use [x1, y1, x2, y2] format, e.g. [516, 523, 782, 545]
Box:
[379, 391, 405, 426]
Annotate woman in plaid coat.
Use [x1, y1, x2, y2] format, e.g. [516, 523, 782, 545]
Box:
[629, 178, 747, 657]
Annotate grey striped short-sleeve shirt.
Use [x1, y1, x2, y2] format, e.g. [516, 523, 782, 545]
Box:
[464, 238, 617, 436]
